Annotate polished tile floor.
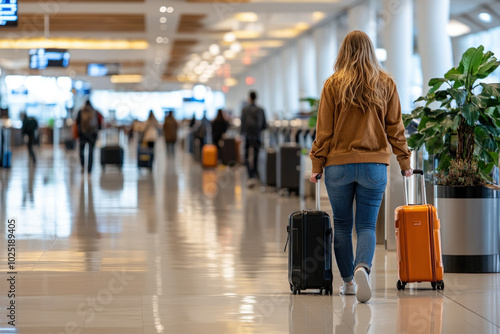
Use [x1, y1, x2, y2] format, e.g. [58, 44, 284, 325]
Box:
[0, 140, 499, 334]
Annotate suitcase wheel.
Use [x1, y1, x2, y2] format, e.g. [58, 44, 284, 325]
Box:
[432, 280, 445, 291]
[292, 285, 300, 295]
[397, 280, 406, 291]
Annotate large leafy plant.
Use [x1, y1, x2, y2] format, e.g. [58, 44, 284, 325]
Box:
[403, 46, 500, 185]
[300, 97, 320, 129]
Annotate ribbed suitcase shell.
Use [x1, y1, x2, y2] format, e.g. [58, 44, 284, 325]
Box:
[287, 210, 333, 294]
[202, 144, 218, 168]
[277, 145, 301, 191]
[395, 204, 444, 284]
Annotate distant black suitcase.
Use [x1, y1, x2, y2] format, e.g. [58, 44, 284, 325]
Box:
[220, 138, 237, 166]
[277, 144, 301, 192]
[259, 148, 276, 187]
[137, 146, 154, 170]
[64, 139, 75, 150]
[100, 146, 124, 170]
[285, 175, 333, 295]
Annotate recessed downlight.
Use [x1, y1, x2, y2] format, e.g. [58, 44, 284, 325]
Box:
[160, 17, 167, 24]
[478, 12, 492, 23]
[159, 6, 167, 13]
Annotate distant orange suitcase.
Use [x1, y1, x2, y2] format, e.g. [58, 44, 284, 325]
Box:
[202, 144, 218, 168]
[395, 169, 444, 291]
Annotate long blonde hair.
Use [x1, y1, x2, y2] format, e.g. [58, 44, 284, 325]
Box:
[332, 30, 391, 112]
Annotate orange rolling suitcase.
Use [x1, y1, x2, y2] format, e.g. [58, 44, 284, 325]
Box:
[202, 144, 218, 168]
[395, 169, 444, 291]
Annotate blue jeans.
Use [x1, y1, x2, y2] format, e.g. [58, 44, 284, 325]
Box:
[324, 163, 387, 283]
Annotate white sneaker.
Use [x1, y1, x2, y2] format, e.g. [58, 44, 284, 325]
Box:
[339, 282, 356, 295]
[354, 267, 371, 303]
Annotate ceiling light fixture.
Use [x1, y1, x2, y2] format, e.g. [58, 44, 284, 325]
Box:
[447, 19, 471, 37]
[111, 75, 143, 84]
[235, 12, 258, 22]
[224, 78, 238, 87]
[478, 12, 492, 23]
[209, 44, 220, 56]
[167, 7, 174, 14]
[223, 50, 235, 59]
[159, 6, 167, 13]
[230, 42, 242, 53]
[214, 55, 226, 65]
[224, 33, 236, 42]
[0, 38, 149, 50]
[156, 36, 163, 44]
[160, 25, 167, 31]
[202, 51, 211, 60]
[160, 17, 167, 24]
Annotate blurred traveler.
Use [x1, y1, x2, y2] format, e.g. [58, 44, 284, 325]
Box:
[21, 113, 38, 164]
[240, 91, 267, 188]
[189, 114, 196, 128]
[163, 111, 178, 156]
[76, 100, 103, 174]
[143, 110, 160, 148]
[309, 30, 413, 303]
[211, 109, 229, 156]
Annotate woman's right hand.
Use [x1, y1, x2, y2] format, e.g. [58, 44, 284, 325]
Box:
[402, 169, 413, 177]
[310, 173, 322, 183]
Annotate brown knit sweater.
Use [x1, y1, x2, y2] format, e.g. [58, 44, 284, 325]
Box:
[310, 77, 411, 174]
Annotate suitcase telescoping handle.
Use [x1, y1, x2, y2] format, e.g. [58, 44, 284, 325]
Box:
[315, 174, 322, 211]
[401, 169, 426, 206]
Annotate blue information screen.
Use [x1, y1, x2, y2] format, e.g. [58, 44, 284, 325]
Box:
[0, 0, 18, 27]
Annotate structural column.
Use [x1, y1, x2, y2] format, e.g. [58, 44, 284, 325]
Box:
[382, 0, 414, 250]
[282, 45, 300, 119]
[298, 34, 318, 99]
[271, 53, 284, 119]
[348, 0, 377, 45]
[382, 0, 413, 113]
[416, 0, 453, 90]
[260, 61, 272, 119]
[314, 20, 337, 93]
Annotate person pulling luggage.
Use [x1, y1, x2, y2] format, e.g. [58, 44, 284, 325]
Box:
[76, 100, 103, 174]
[309, 30, 413, 303]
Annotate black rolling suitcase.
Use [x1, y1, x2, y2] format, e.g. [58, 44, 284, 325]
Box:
[220, 138, 237, 166]
[277, 144, 301, 192]
[100, 129, 124, 170]
[137, 146, 154, 170]
[259, 148, 277, 187]
[285, 175, 333, 295]
[101, 146, 124, 169]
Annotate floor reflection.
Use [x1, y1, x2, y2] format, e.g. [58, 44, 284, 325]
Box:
[0, 144, 498, 333]
[397, 292, 444, 334]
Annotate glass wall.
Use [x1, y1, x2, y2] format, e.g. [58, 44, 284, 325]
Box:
[2, 75, 225, 124]
[90, 89, 225, 122]
[4, 75, 73, 124]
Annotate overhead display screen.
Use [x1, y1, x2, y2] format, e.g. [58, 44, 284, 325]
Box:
[0, 0, 18, 27]
[29, 49, 70, 69]
[87, 63, 121, 76]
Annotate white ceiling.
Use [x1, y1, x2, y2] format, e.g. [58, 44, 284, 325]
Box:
[0, 0, 497, 91]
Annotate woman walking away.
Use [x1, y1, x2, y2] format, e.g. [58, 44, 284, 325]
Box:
[309, 30, 413, 303]
[143, 110, 160, 149]
[211, 109, 229, 159]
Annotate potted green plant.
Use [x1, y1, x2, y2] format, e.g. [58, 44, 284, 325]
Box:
[403, 45, 500, 273]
